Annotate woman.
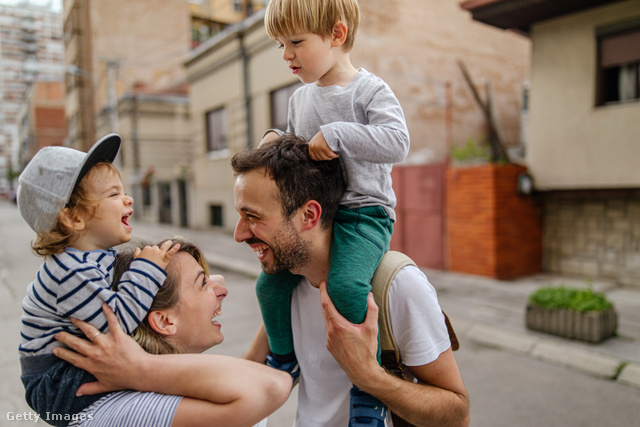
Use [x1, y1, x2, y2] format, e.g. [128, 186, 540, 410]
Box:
[53, 239, 292, 427]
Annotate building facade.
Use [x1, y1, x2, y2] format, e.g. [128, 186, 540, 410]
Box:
[16, 80, 67, 164]
[62, 0, 192, 152]
[0, 2, 64, 193]
[463, 0, 640, 287]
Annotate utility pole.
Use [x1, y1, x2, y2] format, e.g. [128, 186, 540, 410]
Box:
[106, 59, 120, 134]
[105, 59, 121, 168]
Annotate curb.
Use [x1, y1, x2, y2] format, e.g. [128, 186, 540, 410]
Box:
[207, 255, 640, 391]
[450, 313, 640, 390]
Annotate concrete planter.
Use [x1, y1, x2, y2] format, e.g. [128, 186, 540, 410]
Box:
[525, 303, 618, 343]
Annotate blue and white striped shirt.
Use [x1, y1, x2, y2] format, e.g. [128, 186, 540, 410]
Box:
[19, 247, 166, 356]
[68, 390, 270, 427]
[68, 391, 182, 427]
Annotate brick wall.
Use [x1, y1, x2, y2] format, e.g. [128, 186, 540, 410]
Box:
[543, 196, 640, 288]
[447, 164, 542, 279]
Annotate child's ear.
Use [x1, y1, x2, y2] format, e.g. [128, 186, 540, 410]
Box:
[59, 208, 85, 231]
[331, 21, 348, 47]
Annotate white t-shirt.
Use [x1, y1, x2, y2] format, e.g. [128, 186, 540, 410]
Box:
[290, 265, 451, 427]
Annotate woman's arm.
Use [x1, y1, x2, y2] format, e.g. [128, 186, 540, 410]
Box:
[54, 304, 292, 427]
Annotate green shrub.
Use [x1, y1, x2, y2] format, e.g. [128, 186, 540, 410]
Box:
[451, 136, 490, 164]
[528, 286, 613, 312]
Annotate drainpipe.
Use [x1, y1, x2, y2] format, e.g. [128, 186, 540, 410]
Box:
[240, 33, 253, 148]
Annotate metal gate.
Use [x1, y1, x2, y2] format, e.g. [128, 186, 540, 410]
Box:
[390, 163, 445, 270]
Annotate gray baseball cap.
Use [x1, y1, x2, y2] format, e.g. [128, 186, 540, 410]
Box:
[17, 134, 121, 233]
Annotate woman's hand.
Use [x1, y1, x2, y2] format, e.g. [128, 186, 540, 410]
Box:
[53, 303, 150, 396]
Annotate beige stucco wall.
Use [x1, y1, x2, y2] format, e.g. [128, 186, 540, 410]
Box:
[527, 1, 640, 190]
[96, 95, 191, 225]
[187, 27, 253, 230]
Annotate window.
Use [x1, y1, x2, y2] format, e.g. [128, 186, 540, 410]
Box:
[205, 107, 227, 152]
[597, 22, 640, 106]
[209, 204, 223, 227]
[270, 81, 303, 130]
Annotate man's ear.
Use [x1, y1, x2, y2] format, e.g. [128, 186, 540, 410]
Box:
[331, 21, 348, 47]
[147, 310, 178, 336]
[59, 208, 85, 231]
[301, 200, 322, 230]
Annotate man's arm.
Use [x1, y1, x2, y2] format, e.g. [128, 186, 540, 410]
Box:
[319, 283, 470, 427]
[244, 323, 270, 363]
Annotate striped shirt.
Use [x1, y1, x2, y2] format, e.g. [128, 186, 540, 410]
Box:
[68, 391, 182, 427]
[68, 391, 270, 427]
[19, 247, 166, 356]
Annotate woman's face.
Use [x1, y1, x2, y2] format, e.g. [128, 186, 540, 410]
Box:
[165, 251, 228, 354]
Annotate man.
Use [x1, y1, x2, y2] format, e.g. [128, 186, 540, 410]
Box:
[235, 134, 469, 427]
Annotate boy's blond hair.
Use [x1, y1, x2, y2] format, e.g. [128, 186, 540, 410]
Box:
[265, 0, 360, 52]
[32, 163, 120, 256]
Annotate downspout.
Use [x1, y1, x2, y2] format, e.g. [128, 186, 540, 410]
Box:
[240, 33, 253, 148]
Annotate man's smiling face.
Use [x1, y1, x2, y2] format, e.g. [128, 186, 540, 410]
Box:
[233, 168, 311, 275]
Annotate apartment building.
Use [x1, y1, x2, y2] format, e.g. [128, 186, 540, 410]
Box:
[0, 2, 63, 193]
[62, 0, 264, 227]
[462, 0, 640, 286]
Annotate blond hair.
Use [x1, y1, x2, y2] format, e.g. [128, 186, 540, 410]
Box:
[32, 163, 120, 257]
[113, 239, 210, 355]
[265, 0, 360, 52]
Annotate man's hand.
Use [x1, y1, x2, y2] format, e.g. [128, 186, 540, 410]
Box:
[53, 303, 150, 396]
[133, 240, 180, 270]
[308, 131, 339, 161]
[319, 282, 384, 388]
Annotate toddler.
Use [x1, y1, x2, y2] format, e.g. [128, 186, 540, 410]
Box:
[17, 134, 179, 425]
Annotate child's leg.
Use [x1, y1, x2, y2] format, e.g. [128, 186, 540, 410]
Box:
[21, 355, 108, 425]
[255, 270, 300, 358]
[328, 206, 393, 362]
[330, 206, 393, 427]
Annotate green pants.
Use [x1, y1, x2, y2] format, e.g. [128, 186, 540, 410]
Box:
[256, 205, 393, 360]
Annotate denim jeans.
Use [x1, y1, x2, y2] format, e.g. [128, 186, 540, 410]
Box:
[21, 353, 108, 426]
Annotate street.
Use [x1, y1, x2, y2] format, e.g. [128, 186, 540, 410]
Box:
[1, 200, 639, 426]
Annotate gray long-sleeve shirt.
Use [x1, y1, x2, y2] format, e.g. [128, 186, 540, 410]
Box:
[284, 68, 410, 221]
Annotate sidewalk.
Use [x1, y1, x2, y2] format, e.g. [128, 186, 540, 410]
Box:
[130, 220, 640, 390]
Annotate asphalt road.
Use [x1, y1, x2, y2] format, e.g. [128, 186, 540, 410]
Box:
[1, 200, 639, 427]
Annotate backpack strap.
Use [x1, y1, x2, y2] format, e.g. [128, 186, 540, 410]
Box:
[371, 251, 460, 363]
[370, 251, 460, 427]
[371, 251, 414, 362]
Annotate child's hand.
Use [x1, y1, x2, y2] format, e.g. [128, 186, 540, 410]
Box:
[308, 131, 339, 161]
[133, 240, 180, 270]
[258, 131, 280, 147]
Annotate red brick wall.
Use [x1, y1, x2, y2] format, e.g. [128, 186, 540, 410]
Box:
[446, 164, 542, 279]
[35, 106, 67, 150]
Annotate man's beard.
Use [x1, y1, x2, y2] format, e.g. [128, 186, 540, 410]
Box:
[255, 221, 311, 275]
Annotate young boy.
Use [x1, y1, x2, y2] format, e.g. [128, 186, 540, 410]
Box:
[258, 1, 410, 425]
[17, 134, 179, 425]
